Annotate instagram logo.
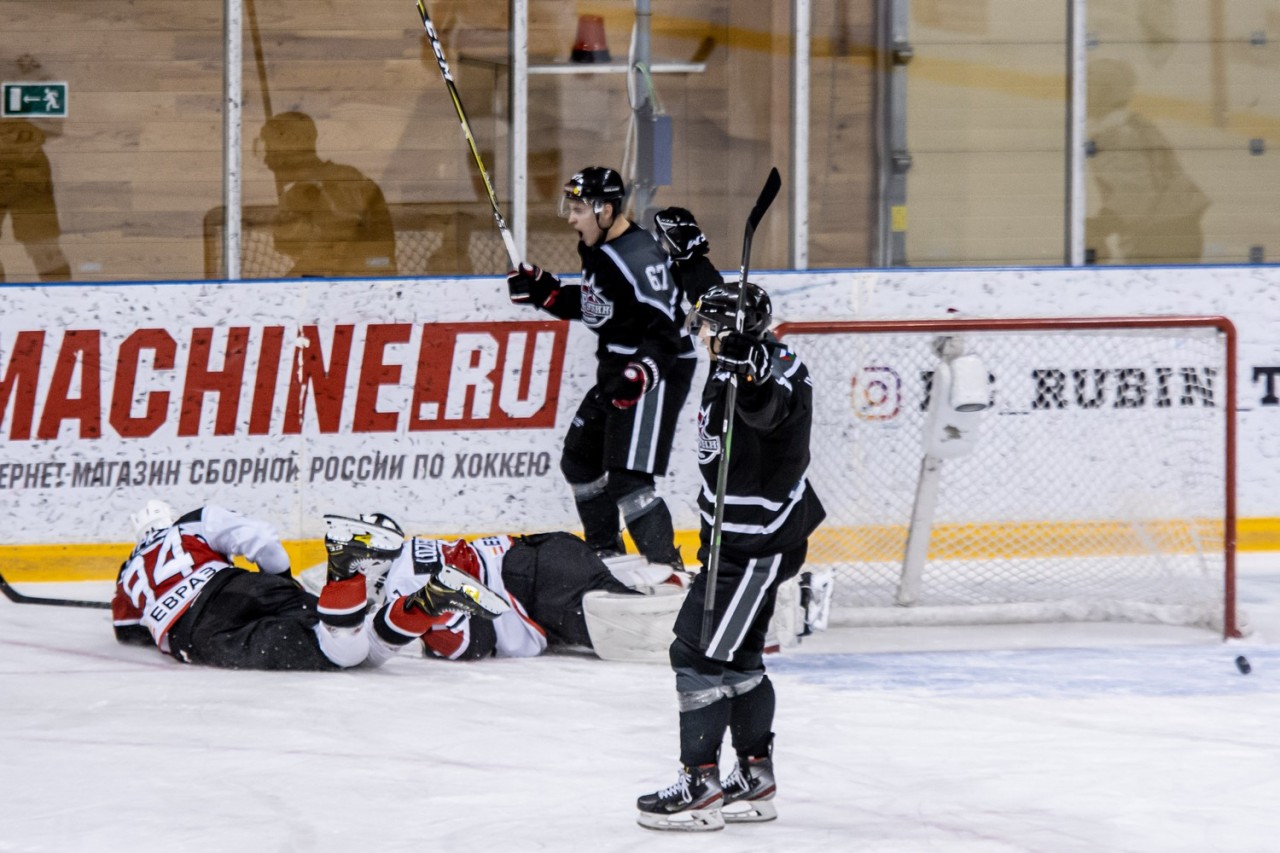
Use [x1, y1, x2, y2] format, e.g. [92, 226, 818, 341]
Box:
[851, 366, 901, 421]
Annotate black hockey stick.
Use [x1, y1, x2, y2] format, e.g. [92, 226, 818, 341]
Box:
[0, 568, 111, 609]
[414, 0, 521, 268]
[245, 0, 284, 204]
[700, 167, 782, 650]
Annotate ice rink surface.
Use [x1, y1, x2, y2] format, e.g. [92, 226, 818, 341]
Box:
[3, 558, 1279, 853]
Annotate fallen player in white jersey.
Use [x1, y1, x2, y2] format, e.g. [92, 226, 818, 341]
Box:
[113, 503, 507, 670]
[301, 524, 695, 661]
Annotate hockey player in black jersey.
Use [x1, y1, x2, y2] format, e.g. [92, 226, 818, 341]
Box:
[507, 167, 696, 572]
[637, 281, 826, 832]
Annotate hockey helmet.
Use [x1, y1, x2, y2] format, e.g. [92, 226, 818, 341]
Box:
[653, 206, 709, 262]
[689, 281, 773, 339]
[560, 166, 626, 217]
[130, 499, 176, 543]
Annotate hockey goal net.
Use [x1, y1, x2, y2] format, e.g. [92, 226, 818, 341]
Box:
[775, 316, 1238, 637]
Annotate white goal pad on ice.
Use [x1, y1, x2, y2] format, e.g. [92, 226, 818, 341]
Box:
[776, 316, 1239, 638]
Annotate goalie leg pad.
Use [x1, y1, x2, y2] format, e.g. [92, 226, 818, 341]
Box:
[801, 570, 835, 634]
[766, 573, 802, 651]
[582, 590, 686, 662]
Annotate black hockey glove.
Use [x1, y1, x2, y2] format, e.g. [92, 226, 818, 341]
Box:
[507, 263, 561, 308]
[717, 332, 771, 384]
[600, 357, 659, 409]
[653, 206, 709, 262]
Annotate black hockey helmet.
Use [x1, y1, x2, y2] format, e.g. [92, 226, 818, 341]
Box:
[689, 281, 773, 339]
[653, 206, 709, 261]
[561, 166, 626, 216]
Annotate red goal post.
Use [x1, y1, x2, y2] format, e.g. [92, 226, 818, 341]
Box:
[775, 316, 1239, 638]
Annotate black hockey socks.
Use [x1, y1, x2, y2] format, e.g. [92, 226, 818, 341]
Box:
[622, 495, 681, 566]
[571, 487, 624, 554]
[678, 700, 731, 768]
[728, 676, 776, 759]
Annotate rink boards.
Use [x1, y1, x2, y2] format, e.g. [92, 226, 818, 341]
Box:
[1, 265, 1279, 580]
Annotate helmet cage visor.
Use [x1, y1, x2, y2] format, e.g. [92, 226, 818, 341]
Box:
[686, 299, 735, 337]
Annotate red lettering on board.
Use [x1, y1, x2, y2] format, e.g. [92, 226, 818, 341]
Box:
[110, 329, 176, 438]
[0, 330, 45, 440]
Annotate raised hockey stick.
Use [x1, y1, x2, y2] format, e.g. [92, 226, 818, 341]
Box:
[245, 0, 284, 203]
[246, 0, 273, 119]
[700, 167, 782, 650]
[0, 568, 111, 609]
[414, 0, 521, 268]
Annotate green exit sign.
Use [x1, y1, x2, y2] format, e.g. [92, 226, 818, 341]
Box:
[2, 82, 68, 118]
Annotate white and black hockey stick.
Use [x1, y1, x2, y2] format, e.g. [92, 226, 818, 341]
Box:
[414, 0, 521, 268]
[0, 568, 111, 609]
[700, 167, 782, 651]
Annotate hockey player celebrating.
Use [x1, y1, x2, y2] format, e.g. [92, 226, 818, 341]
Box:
[112, 503, 507, 670]
[506, 166, 696, 572]
[636, 282, 827, 831]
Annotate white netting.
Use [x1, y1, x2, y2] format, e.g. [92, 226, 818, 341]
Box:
[780, 319, 1233, 632]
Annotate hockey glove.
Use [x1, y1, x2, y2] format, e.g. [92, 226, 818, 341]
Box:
[601, 357, 659, 409]
[507, 263, 561, 307]
[717, 332, 772, 384]
[653, 206, 709, 262]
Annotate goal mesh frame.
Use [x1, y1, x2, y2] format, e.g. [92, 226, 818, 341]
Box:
[775, 315, 1239, 638]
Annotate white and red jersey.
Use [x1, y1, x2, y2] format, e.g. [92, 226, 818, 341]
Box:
[383, 535, 547, 660]
[112, 505, 291, 653]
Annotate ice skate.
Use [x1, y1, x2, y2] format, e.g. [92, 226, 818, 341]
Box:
[403, 564, 510, 620]
[636, 764, 724, 832]
[323, 513, 405, 583]
[721, 754, 777, 823]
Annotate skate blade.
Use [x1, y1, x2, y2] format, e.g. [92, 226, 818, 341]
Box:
[636, 807, 725, 832]
[723, 799, 777, 823]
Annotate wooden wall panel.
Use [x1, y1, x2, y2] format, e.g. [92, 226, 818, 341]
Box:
[0, 0, 879, 281]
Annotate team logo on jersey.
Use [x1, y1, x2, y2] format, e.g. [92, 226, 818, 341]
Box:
[580, 274, 614, 328]
[696, 402, 721, 464]
[411, 537, 444, 574]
